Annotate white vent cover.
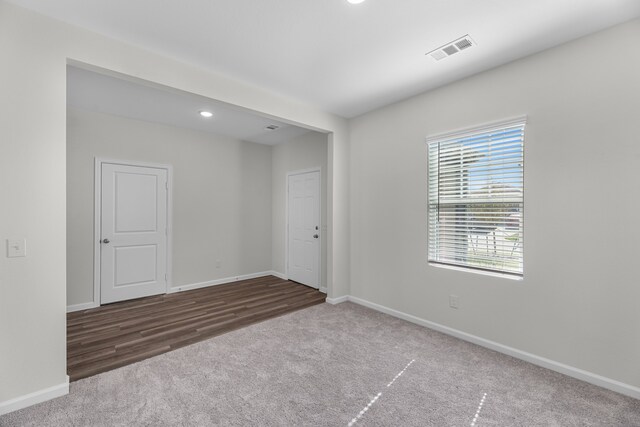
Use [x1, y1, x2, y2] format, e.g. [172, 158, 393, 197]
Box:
[427, 35, 476, 61]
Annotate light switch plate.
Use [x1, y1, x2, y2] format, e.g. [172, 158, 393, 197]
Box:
[7, 239, 26, 257]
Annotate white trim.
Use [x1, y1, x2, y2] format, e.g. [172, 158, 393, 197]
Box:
[66, 302, 98, 313]
[326, 295, 349, 305]
[0, 376, 69, 416]
[337, 295, 640, 400]
[285, 167, 323, 176]
[93, 158, 173, 306]
[71, 271, 289, 308]
[425, 115, 528, 144]
[285, 167, 322, 290]
[166, 166, 174, 293]
[270, 271, 288, 280]
[168, 271, 283, 293]
[319, 286, 328, 294]
[429, 262, 523, 281]
[93, 157, 101, 307]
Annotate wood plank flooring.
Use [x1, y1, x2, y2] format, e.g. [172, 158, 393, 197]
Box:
[67, 275, 325, 381]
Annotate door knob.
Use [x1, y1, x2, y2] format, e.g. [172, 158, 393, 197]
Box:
[102, 238, 110, 244]
[313, 234, 319, 239]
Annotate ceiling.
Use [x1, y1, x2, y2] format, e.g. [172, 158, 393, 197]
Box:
[12, 0, 640, 118]
[67, 66, 313, 145]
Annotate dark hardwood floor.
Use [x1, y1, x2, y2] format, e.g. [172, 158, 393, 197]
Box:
[67, 275, 325, 381]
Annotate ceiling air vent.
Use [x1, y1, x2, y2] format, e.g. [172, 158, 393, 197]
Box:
[430, 50, 448, 61]
[455, 38, 473, 51]
[442, 45, 459, 56]
[427, 35, 476, 62]
[265, 124, 280, 131]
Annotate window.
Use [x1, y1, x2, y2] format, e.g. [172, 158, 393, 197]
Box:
[427, 118, 526, 277]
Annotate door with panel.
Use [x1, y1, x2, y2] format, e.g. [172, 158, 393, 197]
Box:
[100, 163, 168, 304]
[287, 170, 320, 289]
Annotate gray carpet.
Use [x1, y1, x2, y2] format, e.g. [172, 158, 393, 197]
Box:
[2, 302, 639, 426]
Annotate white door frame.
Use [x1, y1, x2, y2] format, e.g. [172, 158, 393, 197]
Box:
[285, 167, 322, 290]
[93, 157, 173, 306]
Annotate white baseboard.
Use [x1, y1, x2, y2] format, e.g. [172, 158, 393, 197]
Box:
[168, 271, 283, 294]
[270, 271, 287, 280]
[319, 287, 328, 294]
[67, 271, 289, 311]
[326, 295, 349, 305]
[0, 376, 69, 416]
[341, 295, 640, 400]
[66, 302, 99, 313]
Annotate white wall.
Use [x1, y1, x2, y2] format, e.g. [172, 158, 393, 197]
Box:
[67, 108, 272, 306]
[271, 132, 328, 288]
[0, 0, 349, 409]
[349, 19, 640, 390]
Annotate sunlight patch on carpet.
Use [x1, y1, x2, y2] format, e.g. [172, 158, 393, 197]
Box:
[348, 358, 416, 426]
[470, 392, 487, 426]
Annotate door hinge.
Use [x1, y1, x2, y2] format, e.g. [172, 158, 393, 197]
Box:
[165, 181, 169, 190]
[164, 273, 168, 282]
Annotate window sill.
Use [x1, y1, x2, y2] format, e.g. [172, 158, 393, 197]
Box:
[428, 262, 523, 281]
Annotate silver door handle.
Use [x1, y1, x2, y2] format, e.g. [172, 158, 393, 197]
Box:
[313, 234, 319, 239]
[102, 239, 110, 244]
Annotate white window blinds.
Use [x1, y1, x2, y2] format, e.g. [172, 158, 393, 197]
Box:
[427, 118, 526, 277]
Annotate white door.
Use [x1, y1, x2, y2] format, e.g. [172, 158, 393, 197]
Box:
[100, 163, 168, 304]
[287, 170, 320, 288]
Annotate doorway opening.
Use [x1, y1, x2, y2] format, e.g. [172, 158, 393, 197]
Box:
[66, 63, 332, 311]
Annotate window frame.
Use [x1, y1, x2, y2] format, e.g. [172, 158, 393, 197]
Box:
[426, 116, 527, 279]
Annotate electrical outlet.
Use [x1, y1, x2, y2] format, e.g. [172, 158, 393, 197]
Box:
[449, 294, 459, 309]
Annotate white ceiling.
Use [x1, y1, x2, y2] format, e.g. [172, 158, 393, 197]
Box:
[67, 66, 314, 145]
[12, 0, 640, 118]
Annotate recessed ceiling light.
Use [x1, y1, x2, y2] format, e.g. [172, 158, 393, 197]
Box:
[347, 0, 366, 4]
[199, 110, 213, 118]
